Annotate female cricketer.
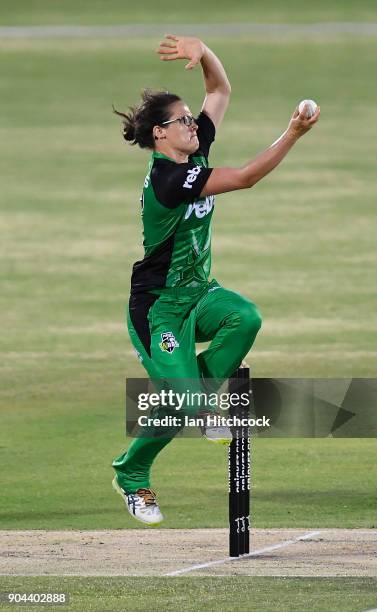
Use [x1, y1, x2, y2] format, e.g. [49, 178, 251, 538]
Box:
[112, 35, 320, 524]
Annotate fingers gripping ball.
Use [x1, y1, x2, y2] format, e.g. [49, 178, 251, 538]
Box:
[298, 99, 318, 118]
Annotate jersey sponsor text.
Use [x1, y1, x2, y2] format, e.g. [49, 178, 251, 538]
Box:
[183, 166, 202, 189]
[184, 195, 214, 220]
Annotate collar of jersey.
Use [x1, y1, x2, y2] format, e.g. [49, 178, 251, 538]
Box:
[152, 151, 181, 163]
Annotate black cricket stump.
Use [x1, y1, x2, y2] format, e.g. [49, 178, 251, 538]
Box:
[228, 364, 251, 557]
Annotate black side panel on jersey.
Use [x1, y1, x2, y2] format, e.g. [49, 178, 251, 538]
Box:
[130, 234, 177, 354]
[130, 233, 175, 294]
[195, 111, 216, 159]
[129, 291, 158, 357]
[151, 159, 213, 209]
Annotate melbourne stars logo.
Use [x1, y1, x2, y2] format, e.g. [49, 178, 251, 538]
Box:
[159, 332, 180, 354]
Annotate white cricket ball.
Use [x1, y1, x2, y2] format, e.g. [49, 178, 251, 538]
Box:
[298, 99, 318, 118]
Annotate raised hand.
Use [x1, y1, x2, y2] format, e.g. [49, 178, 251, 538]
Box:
[156, 34, 205, 70]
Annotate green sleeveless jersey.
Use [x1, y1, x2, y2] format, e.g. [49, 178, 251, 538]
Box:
[130, 112, 215, 294]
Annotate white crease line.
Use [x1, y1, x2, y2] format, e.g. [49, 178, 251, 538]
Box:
[164, 530, 322, 576]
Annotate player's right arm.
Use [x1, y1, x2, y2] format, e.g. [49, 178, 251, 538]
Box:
[200, 104, 320, 197]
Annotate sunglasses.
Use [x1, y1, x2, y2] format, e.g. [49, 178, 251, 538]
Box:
[162, 115, 197, 127]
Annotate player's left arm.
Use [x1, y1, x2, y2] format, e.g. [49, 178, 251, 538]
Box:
[156, 35, 231, 129]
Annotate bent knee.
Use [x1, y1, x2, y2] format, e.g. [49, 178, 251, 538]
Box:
[223, 299, 262, 335]
[237, 300, 262, 335]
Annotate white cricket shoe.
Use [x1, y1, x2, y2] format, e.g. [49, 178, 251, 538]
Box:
[112, 477, 164, 526]
[199, 411, 232, 445]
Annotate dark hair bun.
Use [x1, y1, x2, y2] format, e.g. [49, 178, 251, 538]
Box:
[112, 105, 137, 144]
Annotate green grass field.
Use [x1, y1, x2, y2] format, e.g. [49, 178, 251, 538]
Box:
[1, 30, 376, 528]
[1, 3, 376, 610]
[1, 0, 376, 25]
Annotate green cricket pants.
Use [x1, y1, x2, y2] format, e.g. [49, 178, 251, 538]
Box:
[112, 279, 262, 492]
